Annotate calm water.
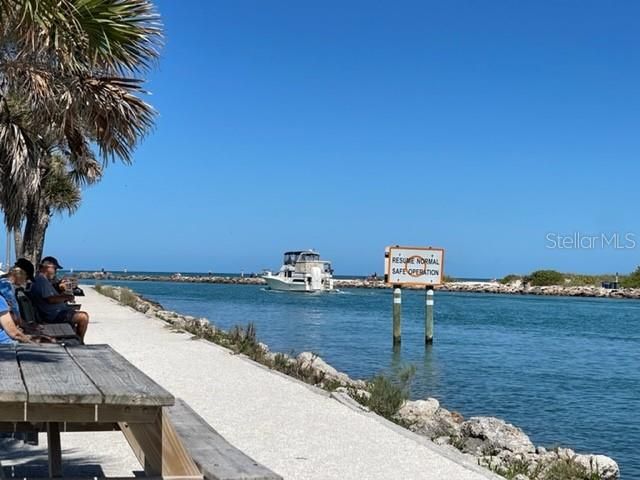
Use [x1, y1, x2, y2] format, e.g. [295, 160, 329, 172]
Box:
[89, 281, 640, 478]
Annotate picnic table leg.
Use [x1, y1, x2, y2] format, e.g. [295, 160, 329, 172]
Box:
[119, 409, 200, 479]
[47, 422, 62, 478]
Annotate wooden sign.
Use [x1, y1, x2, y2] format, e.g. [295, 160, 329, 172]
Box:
[385, 246, 445, 286]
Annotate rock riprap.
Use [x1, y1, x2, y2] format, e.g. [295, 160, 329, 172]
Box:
[460, 417, 535, 454]
[81, 272, 640, 299]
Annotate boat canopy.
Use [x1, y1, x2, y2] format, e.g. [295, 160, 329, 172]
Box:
[283, 251, 320, 265]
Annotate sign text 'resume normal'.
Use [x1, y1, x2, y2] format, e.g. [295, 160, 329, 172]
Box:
[385, 246, 445, 286]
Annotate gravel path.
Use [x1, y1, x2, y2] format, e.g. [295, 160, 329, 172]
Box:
[2, 287, 501, 480]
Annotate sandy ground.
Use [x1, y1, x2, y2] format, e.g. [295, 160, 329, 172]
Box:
[1, 287, 501, 480]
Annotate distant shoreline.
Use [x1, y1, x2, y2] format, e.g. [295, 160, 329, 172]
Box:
[75, 272, 640, 300]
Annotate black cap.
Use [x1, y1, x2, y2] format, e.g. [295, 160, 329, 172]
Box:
[40, 256, 63, 269]
[14, 258, 35, 281]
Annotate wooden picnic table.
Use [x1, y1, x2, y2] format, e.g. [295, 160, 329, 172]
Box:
[0, 343, 202, 479]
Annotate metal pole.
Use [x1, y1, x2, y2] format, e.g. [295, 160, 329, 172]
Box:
[393, 285, 402, 345]
[425, 286, 434, 344]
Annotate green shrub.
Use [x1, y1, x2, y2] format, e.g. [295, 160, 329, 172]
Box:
[564, 275, 598, 286]
[500, 457, 531, 478]
[527, 270, 565, 286]
[499, 274, 522, 285]
[119, 288, 138, 308]
[366, 365, 416, 420]
[545, 457, 601, 480]
[621, 266, 640, 288]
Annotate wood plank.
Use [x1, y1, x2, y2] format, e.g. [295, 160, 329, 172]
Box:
[119, 409, 202, 480]
[167, 399, 282, 480]
[26, 404, 95, 422]
[0, 422, 119, 433]
[23, 404, 160, 423]
[40, 323, 78, 339]
[0, 402, 25, 422]
[97, 405, 161, 424]
[0, 344, 28, 402]
[16, 344, 102, 404]
[67, 345, 174, 406]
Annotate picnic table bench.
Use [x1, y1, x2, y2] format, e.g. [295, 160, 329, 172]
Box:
[0, 344, 281, 480]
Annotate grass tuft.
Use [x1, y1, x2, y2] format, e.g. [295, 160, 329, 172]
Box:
[359, 364, 416, 420]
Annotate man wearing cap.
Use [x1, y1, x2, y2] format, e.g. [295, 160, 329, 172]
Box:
[31, 256, 89, 341]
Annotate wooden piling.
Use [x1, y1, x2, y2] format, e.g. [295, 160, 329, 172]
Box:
[393, 286, 402, 345]
[425, 287, 434, 344]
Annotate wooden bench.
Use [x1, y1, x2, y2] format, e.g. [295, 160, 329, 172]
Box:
[166, 399, 282, 480]
[39, 323, 81, 344]
[15, 288, 82, 344]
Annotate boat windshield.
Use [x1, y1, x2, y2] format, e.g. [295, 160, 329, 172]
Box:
[283, 252, 300, 265]
[299, 253, 320, 262]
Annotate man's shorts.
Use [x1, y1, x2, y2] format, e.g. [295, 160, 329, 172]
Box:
[49, 309, 76, 324]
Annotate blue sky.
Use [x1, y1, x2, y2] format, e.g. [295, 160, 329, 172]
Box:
[10, 1, 640, 276]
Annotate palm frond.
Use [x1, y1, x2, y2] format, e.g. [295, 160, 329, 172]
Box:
[63, 75, 156, 162]
[73, 0, 164, 73]
[0, 113, 40, 227]
[69, 155, 103, 186]
[0, 0, 163, 75]
[39, 154, 80, 215]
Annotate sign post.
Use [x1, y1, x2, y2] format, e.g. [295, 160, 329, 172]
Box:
[425, 287, 434, 344]
[385, 246, 445, 345]
[392, 285, 402, 345]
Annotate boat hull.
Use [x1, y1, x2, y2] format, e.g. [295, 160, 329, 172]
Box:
[263, 276, 314, 292]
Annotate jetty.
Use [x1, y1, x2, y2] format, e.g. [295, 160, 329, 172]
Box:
[2, 287, 501, 480]
[75, 272, 640, 299]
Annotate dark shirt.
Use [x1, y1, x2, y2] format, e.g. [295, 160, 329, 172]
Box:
[30, 273, 70, 322]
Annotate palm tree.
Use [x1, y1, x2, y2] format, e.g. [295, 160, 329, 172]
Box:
[17, 153, 103, 262]
[0, 0, 163, 263]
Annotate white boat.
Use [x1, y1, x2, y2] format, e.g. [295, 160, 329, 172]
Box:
[263, 250, 334, 292]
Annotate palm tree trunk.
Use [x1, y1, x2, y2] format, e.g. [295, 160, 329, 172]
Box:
[4, 228, 10, 270]
[21, 197, 50, 266]
[13, 227, 23, 261]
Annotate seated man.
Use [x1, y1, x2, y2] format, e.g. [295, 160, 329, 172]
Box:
[30, 256, 89, 341]
[0, 294, 33, 344]
[2, 261, 47, 337]
[0, 265, 28, 327]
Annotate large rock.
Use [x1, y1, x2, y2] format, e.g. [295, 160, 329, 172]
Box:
[296, 352, 351, 385]
[396, 399, 462, 438]
[461, 417, 535, 454]
[574, 454, 620, 480]
[398, 398, 440, 420]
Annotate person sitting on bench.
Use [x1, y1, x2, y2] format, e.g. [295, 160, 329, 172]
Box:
[0, 287, 33, 344]
[30, 256, 89, 341]
[0, 259, 35, 327]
